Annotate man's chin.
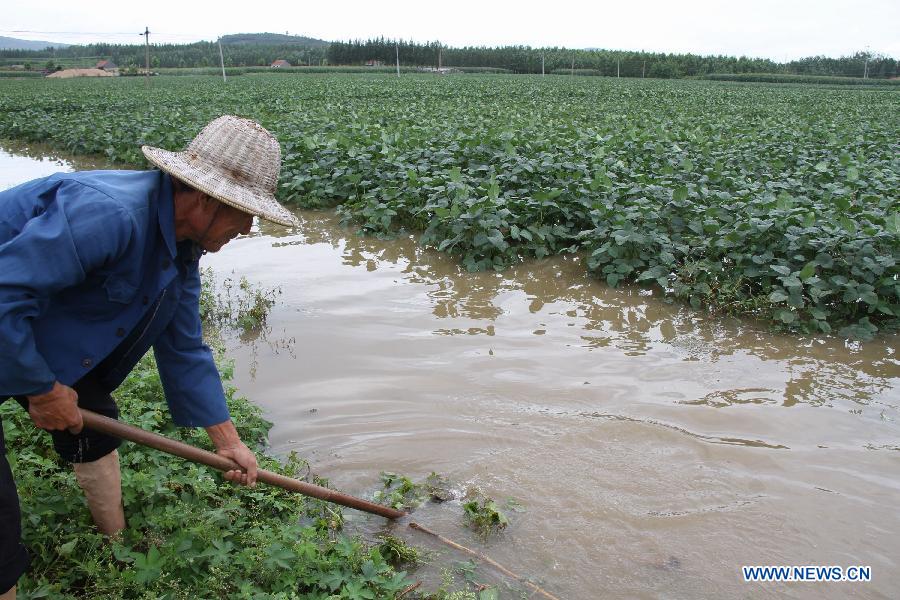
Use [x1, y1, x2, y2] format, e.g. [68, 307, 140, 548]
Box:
[202, 242, 225, 253]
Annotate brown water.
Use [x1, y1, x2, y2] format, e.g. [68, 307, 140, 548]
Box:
[3, 143, 899, 599]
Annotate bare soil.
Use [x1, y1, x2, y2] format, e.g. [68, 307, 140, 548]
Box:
[46, 68, 114, 79]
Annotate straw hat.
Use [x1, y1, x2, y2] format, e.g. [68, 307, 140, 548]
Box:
[142, 115, 298, 227]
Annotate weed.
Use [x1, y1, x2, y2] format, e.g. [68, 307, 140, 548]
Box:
[373, 471, 428, 511]
[199, 267, 279, 333]
[376, 534, 421, 567]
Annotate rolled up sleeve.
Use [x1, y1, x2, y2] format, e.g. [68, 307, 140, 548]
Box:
[153, 262, 230, 427]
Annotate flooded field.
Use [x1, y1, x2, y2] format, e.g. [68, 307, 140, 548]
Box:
[3, 143, 899, 599]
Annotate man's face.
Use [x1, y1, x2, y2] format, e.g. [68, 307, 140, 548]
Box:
[201, 202, 253, 253]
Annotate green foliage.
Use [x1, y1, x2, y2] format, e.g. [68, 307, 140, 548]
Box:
[219, 33, 329, 47]
[460, 489, 518, 539]
[0, 74, 896, 338]
[462, 498, 509, 538]
[0, 39, 329, 70]
[372, 471, 457, 510]
[199, 267, 279, 332]
[373, 472, 428, 511]
[704, 72, 900, 86]
[0, 71, 43, 78]
[0, 349, 414, 599]
[154, 66, 424, 76]
[375, 534, 421, 567]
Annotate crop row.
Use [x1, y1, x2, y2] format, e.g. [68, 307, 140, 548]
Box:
[702, 72, 900, 86]
[0, 74, 897, 338]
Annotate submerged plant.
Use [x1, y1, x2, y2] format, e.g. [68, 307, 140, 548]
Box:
[373, 471, 429, 511]
[376, 534, 421, 567]
[199, 267, 280, 333]
[463, 498, 510, 537]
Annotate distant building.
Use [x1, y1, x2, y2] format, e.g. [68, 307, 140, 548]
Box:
[95, 59, 117, 71]
[271, 59, 291, 68]
[365, 59, 385, 67]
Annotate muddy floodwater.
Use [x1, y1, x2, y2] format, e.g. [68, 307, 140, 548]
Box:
[3, 143, 899, 599]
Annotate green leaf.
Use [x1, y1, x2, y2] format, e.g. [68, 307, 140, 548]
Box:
[781, 276, 802, 290]
[860, 292, 879, 306]
[768, 290, 789, 303]
[839, 216, 857, 234]
[886, 212, 900, 235]
[58, 539, 77, 556]
[875, 304, 895, 316]
[846, 166, 859, 181]
[809, 307, 828, 320]
[814, 161, 828, 173]
[673, 186, 689, 202]
[776, 309, 796, 324]
[486, 230, 509, 251]
[771, 265, 792, 276]
[776, 191, 794, 210]
[799, 262, 816, 281]
[834, 196, 851, 211]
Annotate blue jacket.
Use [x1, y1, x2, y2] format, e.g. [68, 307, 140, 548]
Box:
[0, 170, 230, 427]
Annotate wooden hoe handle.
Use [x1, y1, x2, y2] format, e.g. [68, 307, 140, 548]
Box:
[79, 408, 406, 520]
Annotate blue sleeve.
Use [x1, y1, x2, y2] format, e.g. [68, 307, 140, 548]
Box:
[153, 261, 230, 427]
[0, 179, 135, 396]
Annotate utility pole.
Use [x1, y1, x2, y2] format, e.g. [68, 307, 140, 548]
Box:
[571, 52, 574, 77]
[541, 52, 545, 77]
[438, 44, 442, 70]
[642, 60, 645, 78]
[140, 26, 150, 85]
[863, 45, 870, 79]
[617, 57, 620, 78]
[395, 42, 400, 77]
[218, 38, 227, 83]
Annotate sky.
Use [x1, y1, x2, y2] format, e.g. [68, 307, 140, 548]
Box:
[3, 0, 898, 61]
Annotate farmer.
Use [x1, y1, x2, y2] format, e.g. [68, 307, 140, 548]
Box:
[0, 115, 298, 598]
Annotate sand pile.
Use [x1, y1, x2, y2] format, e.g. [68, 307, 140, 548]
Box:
[47, 68, 114, 79]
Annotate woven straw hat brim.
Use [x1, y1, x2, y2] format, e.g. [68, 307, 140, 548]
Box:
[142, 146, 298, 227]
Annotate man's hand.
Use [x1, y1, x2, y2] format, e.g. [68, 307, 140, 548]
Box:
[205, 420, 258, 487]
[27, 381, 82, 434]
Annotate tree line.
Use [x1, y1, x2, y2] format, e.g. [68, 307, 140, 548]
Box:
[1, 38, 896, 79]
[327, 38, 899, 79]
[0, 41, 327, 69]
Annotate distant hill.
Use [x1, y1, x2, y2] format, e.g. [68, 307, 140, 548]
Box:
[0, 36, 70, 50]
[220, 33, 328, 47]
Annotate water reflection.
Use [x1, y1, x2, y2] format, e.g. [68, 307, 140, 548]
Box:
[2, 141, 897, 418]
[0, 140, 120, 190]
[281, 209, 898, 414]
